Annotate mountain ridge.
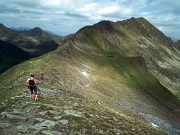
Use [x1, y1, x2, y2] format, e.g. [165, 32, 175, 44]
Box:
[0, 17, 180, 134]
[74, 17, 180, 97]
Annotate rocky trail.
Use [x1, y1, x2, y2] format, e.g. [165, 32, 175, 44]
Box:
[0, 87, 89, 135]
[0, 85, 175, 135]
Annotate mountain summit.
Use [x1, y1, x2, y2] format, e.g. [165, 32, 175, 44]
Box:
[28, 27, 43, 35]
[0, 17, 180, 135]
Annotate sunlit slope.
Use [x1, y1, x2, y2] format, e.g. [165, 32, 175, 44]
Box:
[74, 17, 180, 97]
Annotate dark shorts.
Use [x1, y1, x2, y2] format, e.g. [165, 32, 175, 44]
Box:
[29, 86, 37, 95]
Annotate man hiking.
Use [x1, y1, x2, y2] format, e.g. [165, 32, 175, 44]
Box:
[39, 73, 44, 82]
[26, 74, 39, 101]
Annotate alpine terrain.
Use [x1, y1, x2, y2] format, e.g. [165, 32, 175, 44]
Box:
[0, 17, 180, 135]
[0, 24, 65, 73]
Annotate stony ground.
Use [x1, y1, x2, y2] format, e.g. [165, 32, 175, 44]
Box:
[0, 85, 175, 135]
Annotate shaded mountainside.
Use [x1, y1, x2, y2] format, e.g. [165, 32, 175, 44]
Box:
[0, 17, 180, 134]
[0, 24, 65, 56]
[0, 23, 65, 74]
[0, 40, 32, 73]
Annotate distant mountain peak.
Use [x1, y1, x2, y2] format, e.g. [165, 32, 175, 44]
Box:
[28, 27, 44, 36]
[0, 23, 9, 30]
[10, 27, 31, 31]
[30, 27, 43, 32]
[0, 23, 14, 33]
[0, 23, 5, 27]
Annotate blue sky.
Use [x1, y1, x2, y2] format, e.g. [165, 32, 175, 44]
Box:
[0, 0, 179, 41]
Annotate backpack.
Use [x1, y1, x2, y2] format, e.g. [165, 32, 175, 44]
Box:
[28, 79, 35, 88]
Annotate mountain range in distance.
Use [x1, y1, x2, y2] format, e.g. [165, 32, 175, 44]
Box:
[10, 26, 31, 31]
[0, 23, 66, 73]
[10, 26, 60, 36]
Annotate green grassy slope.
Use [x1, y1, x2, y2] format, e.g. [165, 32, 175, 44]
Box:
[75, 17, 180, 98]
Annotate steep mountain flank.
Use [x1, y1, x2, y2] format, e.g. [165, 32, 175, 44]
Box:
[76, 17, 180, 98]
[0, 17, 180, 134]
[0, 23, 15, 40]
[0, 40, 32, 73]
[0, 24, 65, 74]
[0, 24, 65, 56]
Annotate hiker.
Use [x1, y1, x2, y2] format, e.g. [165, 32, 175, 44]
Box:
[39, 73, 44, 81]
[26, 74, 39, 98]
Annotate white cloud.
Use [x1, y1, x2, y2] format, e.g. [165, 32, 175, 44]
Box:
[76, 3, 98, 13]
[98, 6, 120, 15]
[43, 0, 62, 7]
